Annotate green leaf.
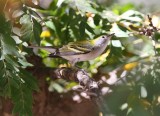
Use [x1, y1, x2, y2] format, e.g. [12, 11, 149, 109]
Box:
[18, 58, 33, 68]
[85, 23, 95, 34]
[48, 81, 64, 93]
[21, 85, 33, 105]
[5, 55, 19, 68]
[57, 0, 65, 7]
[118, 3, 135, 14]
[94, 14, 101, 26]
[120, 10, 143, 19]
[3, 81, 11, 97]
[21, 24, 33, 42]
[12, 36, 22, 44]
[48, 0, 58, 11]
[0, 34, 20, 59]
[65, 0, 97, 15]
[20, 15, 33, 42]
[5, 56, 20, 72]
[110, 45, 122, 57]
[140, 85, 147, 98]
[79, 21, 85, 38]
[11, 87, 21, 102]
[101, 11, 119, 22]
[12, 101, 23, 114]
[10, 78, 20, 89]
[28, 8, 42, 20]
[5, 62, 18, 72]
[0, 14, 11, 34]
[111, 40, 122, 47]
[20, 69, 39, 91]
[110, 23, 128, 37]
[46, 21, 56, 31]
[12, 85, 33, 116]
[0, 69, 7, 87]
[0, 68, 5, 77]
[0, 61, 4, 70]
[20, 15, 31, 25]
[32, 18, 42, 45]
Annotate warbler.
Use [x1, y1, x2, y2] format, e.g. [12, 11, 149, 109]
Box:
[29, 34, 114, 66]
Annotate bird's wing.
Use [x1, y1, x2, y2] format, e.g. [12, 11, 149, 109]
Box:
[57, 41, 95, 56]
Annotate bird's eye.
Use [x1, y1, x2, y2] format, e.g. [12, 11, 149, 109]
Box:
[102, 36, 105, 38]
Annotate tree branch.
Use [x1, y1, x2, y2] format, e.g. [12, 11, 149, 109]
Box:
[50, 67, 101, 97]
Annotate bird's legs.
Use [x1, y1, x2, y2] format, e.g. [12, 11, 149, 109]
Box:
[69, 58, 80, 67]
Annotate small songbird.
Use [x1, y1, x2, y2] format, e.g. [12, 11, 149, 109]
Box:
[29, 34, 114, 66]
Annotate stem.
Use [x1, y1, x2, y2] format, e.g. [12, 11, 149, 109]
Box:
[152, 36, 157, 55]
[3, 0, 9, 11]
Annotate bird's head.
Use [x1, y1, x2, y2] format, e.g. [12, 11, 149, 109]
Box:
[93, 33, 115, 46]
[101, 33, 115, 40]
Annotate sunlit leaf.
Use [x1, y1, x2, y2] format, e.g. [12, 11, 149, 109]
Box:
[101, 10, 119, 22]
[57, 0, 65, 7]
[20, 15, 33, 42]
[110, 23, 129, 37]
[46, 20, 56, 31]
[140, 85, 147, 98]
[20, 15, 31, 25]
[12, 10, 24, 18]
[0, 35, 20, 59]
[111, 40, 122, 47]
[120, 10, 144, 19]
[48, 81, 64, 93]
[85, 23, 95, 34]
[65, 0, 97, 15]
[18, 58, 33, 68]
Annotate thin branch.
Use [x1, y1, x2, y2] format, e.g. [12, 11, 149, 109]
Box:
[3, 0, 9, 11]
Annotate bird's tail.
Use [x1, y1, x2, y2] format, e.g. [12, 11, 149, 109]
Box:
[28, 46, 57, 53]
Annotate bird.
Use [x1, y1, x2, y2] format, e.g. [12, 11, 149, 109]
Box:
[28, 34, 114, 66]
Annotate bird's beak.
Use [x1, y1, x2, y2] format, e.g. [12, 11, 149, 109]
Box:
[108, 33, 115, 37]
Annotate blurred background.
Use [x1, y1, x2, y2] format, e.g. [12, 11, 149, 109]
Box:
[1, 0, 160, 116]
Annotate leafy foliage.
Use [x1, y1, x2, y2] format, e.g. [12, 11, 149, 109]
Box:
[0, 2, 38, 115]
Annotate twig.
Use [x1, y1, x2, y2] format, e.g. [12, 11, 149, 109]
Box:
[3, 0, 9, 11]
[139, 15, 160, 55]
